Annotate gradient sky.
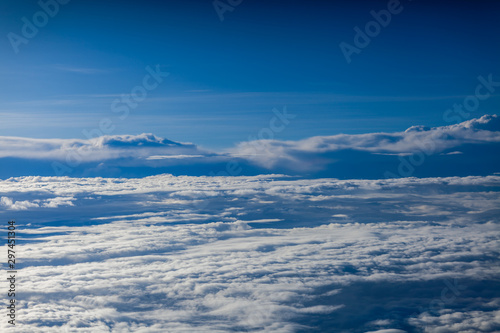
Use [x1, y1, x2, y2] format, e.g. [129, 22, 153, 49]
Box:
[1, 4, 500, 331]
[1, 0, 499, 149]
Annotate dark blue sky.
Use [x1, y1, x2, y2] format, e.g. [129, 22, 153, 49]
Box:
[1, 0, 499, 149]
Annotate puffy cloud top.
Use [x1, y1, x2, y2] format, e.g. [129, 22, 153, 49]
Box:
[0, 115, 499, 179]
[91, 133, 187, 148]
[0, 174, 499, 332]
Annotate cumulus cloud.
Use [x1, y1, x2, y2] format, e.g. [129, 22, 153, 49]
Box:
[232, 114, 500, 173]
[0, 196, 74, 210]
[409, 309, 500, 332]
[237, 114, 500, 156]
[0, 133, 202, 161]
[0, 115, 499, 179]
[0, 174, 499, 331]
[0, 196, 38, 210]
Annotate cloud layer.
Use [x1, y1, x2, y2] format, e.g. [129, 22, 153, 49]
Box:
[0, 115, 499, 179]
[0, 174, 499, 332]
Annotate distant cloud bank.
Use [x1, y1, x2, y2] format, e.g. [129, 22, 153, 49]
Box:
[0, 115, 499, 179]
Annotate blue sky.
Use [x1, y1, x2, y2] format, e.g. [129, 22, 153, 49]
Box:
[1, 2, 500, 332]
[1, 0, 499, 149]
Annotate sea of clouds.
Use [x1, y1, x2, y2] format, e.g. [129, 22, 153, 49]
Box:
[1, 174, 499, 332]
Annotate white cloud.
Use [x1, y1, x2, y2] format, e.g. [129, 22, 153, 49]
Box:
[0, 115, 499, 178]
[409, 309, 500, 333]
[0, 196, 38, 210]
[232, 114, 500, 170]
[0, 174, 499, 331]
[0, 196, 74, 210]
[0, 133, 203, 161]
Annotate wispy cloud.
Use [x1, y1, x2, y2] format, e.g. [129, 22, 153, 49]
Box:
[54, 65, 112, 75]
